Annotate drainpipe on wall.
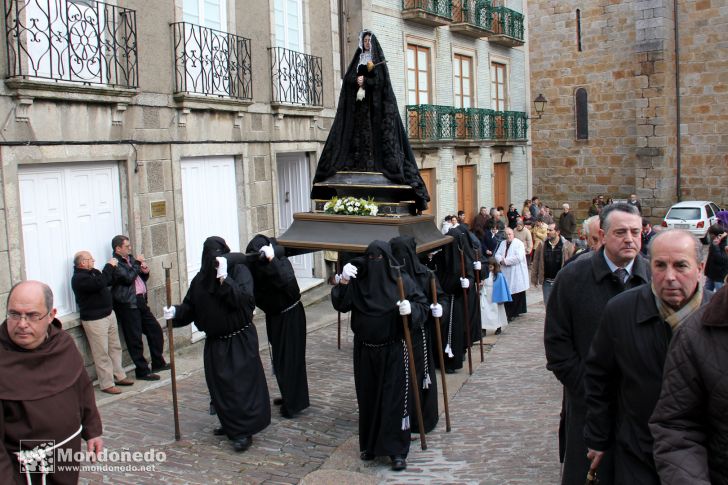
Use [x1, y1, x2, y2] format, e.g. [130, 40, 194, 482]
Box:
[673, 0, 682, 201]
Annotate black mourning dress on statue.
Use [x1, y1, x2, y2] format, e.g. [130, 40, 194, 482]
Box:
[310, 30, 430, 211]
[172, 237, 271, 440]
[245, 234, 310, 417]
[331, 241, 429, 458]
[389, 236, 443, 434]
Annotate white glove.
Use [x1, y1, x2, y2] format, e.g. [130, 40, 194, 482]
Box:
[460, 277, 470, 289]
[259, 244, 274, 261]
[342, 263, 358, 281]
[163, 306, 176, 320]
[215, 257, 228, 279]
[397, 299, 412, 316]
[430, 303, 443, 318]
[473, 261, 482, 271]
[334, 273, 342, 285]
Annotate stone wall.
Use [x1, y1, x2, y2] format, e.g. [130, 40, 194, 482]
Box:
[529, 0, 727, 222]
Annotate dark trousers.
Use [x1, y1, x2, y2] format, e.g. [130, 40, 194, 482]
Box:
[114, 295, 166, 377]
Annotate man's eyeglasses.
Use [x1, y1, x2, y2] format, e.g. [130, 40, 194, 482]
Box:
[6, 311, 50, 323]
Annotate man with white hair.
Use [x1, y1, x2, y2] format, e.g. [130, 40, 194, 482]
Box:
[558, 203, 577, 242]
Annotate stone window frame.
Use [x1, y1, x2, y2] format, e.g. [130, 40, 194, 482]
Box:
[489, 53, 511, 111]
[451, 44, 477, 109]
[404, 34, 436, 106]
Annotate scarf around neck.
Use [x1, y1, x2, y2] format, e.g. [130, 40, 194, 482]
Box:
[652, 282, 703, 330]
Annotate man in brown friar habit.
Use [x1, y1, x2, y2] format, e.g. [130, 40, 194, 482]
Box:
[245, 234, 309, 419]
[163, 236, 270, 453]
[0, 281, 103, 485]
[332, 240, 429, 471]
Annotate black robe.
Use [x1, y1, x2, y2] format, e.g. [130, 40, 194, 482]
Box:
[173, 242, 270, 439]
[390, 236, 442, 434]
[310, 31, 429, 211]
[331, 241, 429, 457]
[245, 235, 309, 416]
[434, 229, 477, 371]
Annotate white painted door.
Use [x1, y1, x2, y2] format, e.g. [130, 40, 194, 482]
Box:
[181, 156, 240, 341]
[276, 152, 312, 278]
[19, 163, 122, 316]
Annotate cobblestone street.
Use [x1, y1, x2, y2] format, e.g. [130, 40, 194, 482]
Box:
[80, 286, 562, 484]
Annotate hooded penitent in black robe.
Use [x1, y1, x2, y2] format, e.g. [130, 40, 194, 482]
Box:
[310, 30, 429, 211]
[245, 235, 309, 417]
[455, 225, 482, 345]
[433, 228, 477, 371]
[172, 237, 270, 440]
[390, 236, 442, 434]
[331, 241, 429, 458]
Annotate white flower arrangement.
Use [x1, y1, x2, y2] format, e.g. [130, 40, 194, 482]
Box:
[323, 196, 378, 216]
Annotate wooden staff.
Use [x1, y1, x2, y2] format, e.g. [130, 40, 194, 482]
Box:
[336, 259, 342, 350]
[458, 247, 473, 375]
[429, 272, 451, 432]
[395, 268, 427, 450]
[164, 264, 181, 441]
[475, 249, 484, 363]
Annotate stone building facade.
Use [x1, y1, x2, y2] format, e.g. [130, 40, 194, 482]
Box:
[528, 0, 728, 221]
[344, 0, 533, 224]
[0, 0, 340, 377]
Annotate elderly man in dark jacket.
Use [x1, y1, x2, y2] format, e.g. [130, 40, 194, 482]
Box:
[544, 203, 649, 485]
[584, 230, 712, 484]
[649, 284, 728, 485]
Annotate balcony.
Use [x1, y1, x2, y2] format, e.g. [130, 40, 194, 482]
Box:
[4, 0, 138, 91]
[401, 0, 452, 28]
[449, 0, 494, 39]
[406, 104, 527, 146]
[172, 22, 252, 102]
[489, 6, 525, 47]
[268, 47, 323, 108]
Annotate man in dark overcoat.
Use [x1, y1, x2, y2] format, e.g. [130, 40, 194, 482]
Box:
[584, 230, 711, 484]
[544, 203, 650, 484]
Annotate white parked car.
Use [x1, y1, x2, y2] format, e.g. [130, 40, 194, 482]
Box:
[661, 200, 722, 243]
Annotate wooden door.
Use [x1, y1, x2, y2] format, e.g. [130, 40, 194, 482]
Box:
[420, 168, 435, 215]
[493, 162, 510, 209]
[457, 165, 476, 222]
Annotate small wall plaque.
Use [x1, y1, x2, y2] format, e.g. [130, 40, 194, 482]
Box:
[150, 201, 167, 218]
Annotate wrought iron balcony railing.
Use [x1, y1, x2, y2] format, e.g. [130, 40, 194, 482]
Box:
[406, 105, 527, 141]
[492, 6, 524, 41]
[172, 22, 252, 100]
[402, 0, 453, 20]
[268, 46, 323, 106]
[451, 0, 493, 31]
[4, 0, 138, 88]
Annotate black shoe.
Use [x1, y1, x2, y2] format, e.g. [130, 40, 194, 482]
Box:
[507, 316, 515, 323]
[232, 435, 252, 452]
[445, 368, 456, 374]
[280, 407, 294, 419]
[360, 451, 375, 461]
[213, 427, 226, 436]
[137, 373, 160, 381]
[152, 363, 171, 372]
[391, 455, 407, 471]
[495, 327, 502, 335]
[273, 397, 284, 406]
